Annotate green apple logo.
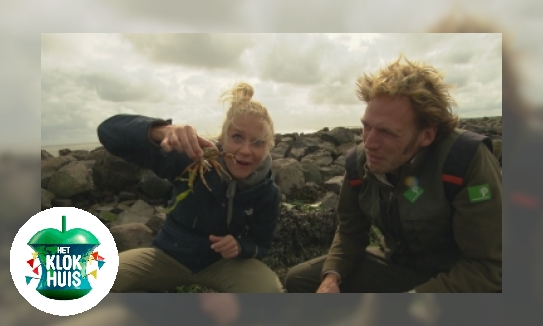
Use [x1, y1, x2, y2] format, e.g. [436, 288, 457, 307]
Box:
[27, 215, 100, 300]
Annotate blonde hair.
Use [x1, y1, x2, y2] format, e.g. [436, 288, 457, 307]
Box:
[356, 54, 459, 143]
[218, 82, 275, 152]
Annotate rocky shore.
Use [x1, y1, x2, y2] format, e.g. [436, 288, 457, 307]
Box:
[40, 116, 502, 291]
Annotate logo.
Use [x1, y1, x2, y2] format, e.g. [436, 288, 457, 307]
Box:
[10, 207, 119, 316]
[468, 184, 492, 202]
[404, 186, 425, 203]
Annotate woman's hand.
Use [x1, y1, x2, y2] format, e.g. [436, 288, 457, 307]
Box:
[150, 124, 215, 160]
[209, 235, 241, 259]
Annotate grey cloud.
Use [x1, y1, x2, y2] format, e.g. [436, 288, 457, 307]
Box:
[42, 68, 164, 104]
[258, 39, 330, 85]
[123, 34, 252, 70]
[41, 68, 166, 144]
[80, 73, 163, 103]
[309, 83, 360, 106]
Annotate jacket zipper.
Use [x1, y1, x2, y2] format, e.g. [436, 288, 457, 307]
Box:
[386, 191, 403, 253]
[192, 216, 198, 229]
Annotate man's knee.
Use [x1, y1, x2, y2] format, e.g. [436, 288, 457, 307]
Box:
[285, 256, 326, 293]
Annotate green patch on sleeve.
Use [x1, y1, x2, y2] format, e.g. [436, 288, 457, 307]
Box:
[468, 184, 492, 202]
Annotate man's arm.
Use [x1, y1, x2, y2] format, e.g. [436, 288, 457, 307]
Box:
[322, 172, 372, 284]
[415, 143, 502, 292]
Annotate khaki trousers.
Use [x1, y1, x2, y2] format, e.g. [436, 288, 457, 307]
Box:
[285, 248, 434, 293]
[111, 247, 283, 293]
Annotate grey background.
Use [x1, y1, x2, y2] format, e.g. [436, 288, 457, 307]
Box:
[2, 1, 541, 325]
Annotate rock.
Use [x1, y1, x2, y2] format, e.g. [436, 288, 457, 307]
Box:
[112, 199, 155, 226]
[71, 193, 91, 208]
[41, 155, 77, 188]
[492, 139, 502, 165]
[321, 127, 354, 145]
[52, 198, 73, 207]
[47, 161, 94, 198]
[288, 145, 308, 161]
[289, 182, 327, 202]
[84, 148, 106, 161]
[319, 165, 345, 181]
[336, 143, 356, 156]
[319, 192, 339, 210]
[138, 171, 173, 199]
[59, 149, 90, 161]
[354, 135, 363, 144]
[333, 155, 346, 167]
[92, 150, 146, 193]
[41, 189, 55, 210]
[41, 150, 54, 160]
[271, 158, 305, 197]
[83, 160, 95, 170]
[146, 211, 167, 235]
[294, 137, 321, 156]
[119, 191, 138, 201]
[300, 162, 322, 185]
[271, 142, 291, 160]
[324, 176, 344, 194]
[301, 149, 334, 167]
[109, 223, 154, 252]
[99, 210, 118, 223]
[262, 207, 338, 282]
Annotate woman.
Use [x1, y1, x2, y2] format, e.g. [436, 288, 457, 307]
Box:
[99, 82, 282, 293]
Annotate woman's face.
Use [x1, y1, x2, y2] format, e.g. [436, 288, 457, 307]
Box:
[220, 114, 268, 180]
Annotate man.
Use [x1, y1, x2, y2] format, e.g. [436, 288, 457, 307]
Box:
[285, 55, 502, 293]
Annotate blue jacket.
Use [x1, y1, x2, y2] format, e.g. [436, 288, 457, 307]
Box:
[97, 114, 280, 272]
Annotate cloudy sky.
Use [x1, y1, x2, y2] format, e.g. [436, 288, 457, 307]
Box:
[41, 33, 502, 146]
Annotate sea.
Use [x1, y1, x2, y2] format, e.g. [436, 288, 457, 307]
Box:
[41, 142, 103, 157]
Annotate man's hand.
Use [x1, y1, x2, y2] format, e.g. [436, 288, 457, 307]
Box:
[209, 235, 241, 259]
[317, 273, 341, 293]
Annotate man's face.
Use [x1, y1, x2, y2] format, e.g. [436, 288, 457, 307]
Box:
[361, 95, 435, 175]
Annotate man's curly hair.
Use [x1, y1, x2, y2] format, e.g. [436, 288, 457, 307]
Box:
[356, 54, 459, 143]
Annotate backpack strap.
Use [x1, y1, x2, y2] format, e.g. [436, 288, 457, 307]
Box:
[345, 146, 363, 189]
[441, 130, 493, 202]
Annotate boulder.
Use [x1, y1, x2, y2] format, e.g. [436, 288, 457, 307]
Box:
[301, 149, 334, 167]
[300, 162, 322, 185]
[41, 155, 77, 188]
[336, 142, 356, 156]
[319, 165, 345, 181]
[324, 175, 344, 194]
[112, 199, 155, 226]
[319, 192, 339, 210]
[271, 158, 305, 197]
[52, 198, 72, 207]
[271, 141, 291, 160]
[59, 149, 90, 160]
[92, 150, 146, 193]
[138, 171, 173, 199]
[41, 189, 55, 210]
[47, 161, 94, 198]
[146, 211, 167, 235]
[41, 150, 54, 160]
[333, 155, 346, 167]
[321, 127, 354, 145]
[110, 223, 154, 252]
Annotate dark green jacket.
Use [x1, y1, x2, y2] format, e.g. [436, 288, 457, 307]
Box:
[323, 130, 502, 292]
